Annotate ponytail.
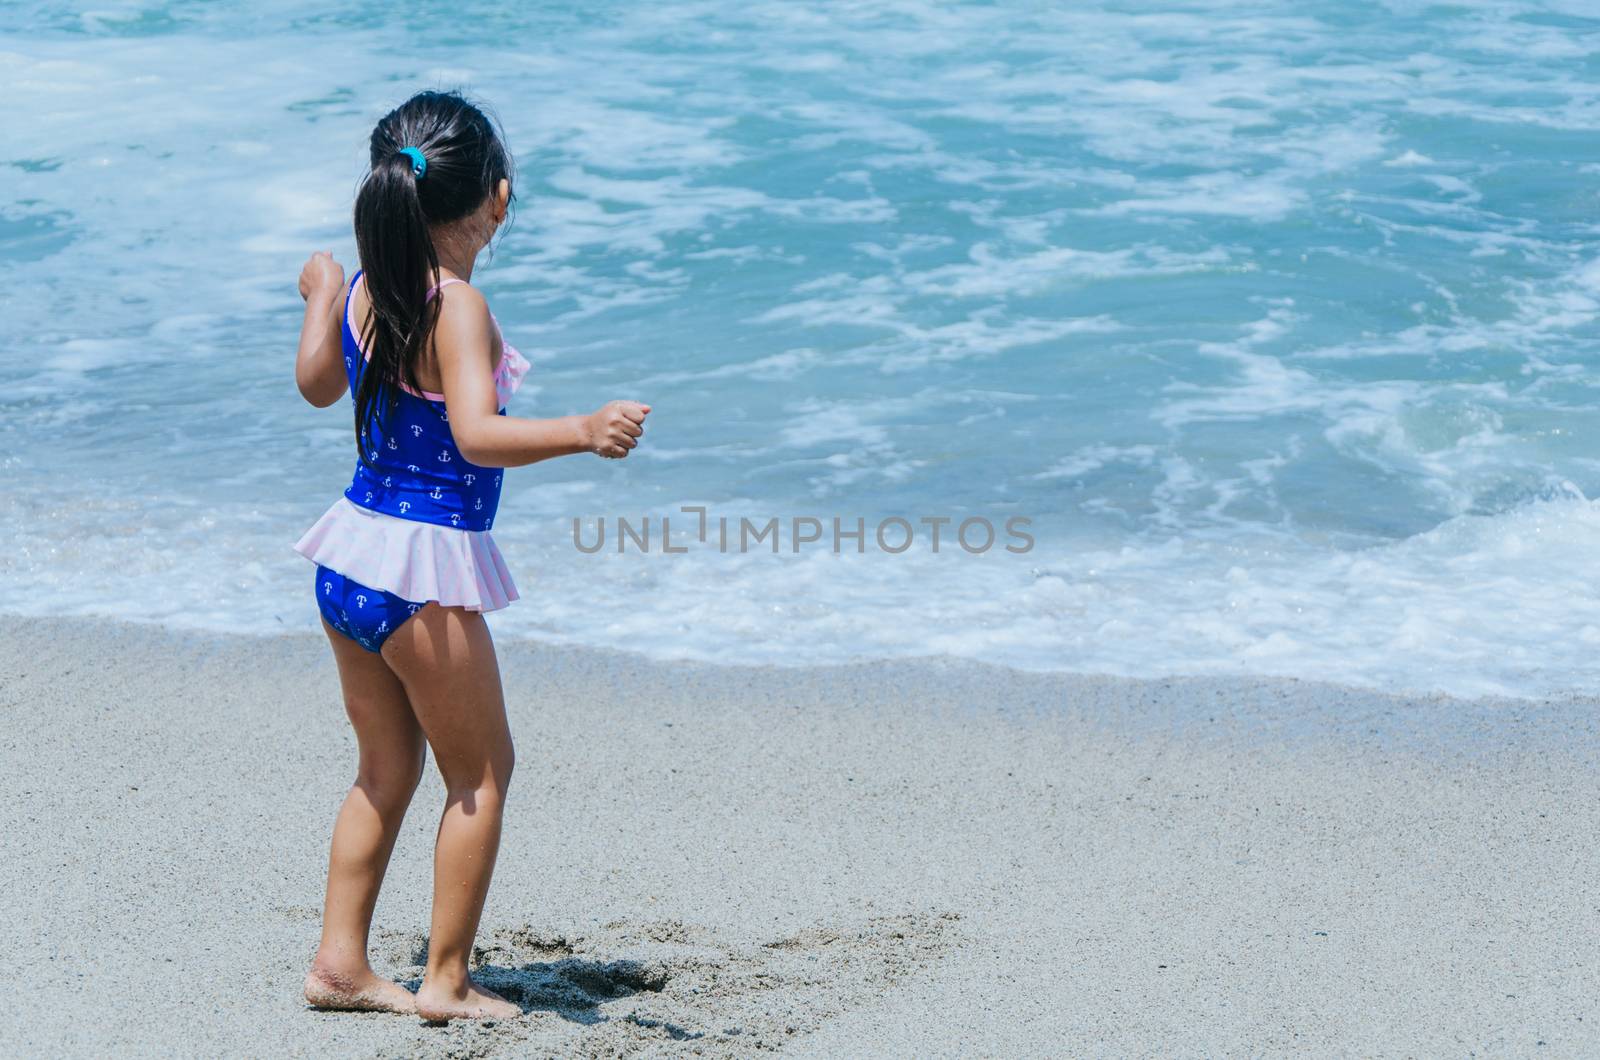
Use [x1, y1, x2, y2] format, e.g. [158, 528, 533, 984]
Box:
[347, 90, 515, 467]
[352, 151, 440, 466]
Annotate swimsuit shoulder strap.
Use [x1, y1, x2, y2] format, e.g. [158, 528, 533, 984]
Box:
[426, 277, 467, 300]
[344, 269, 363, 337]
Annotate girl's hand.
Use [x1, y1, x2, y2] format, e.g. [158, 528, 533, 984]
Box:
[585, 400, 650, 459]
[298, 251, 345, 302]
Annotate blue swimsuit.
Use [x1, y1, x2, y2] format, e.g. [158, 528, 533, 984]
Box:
[314, 565, 425, 653]
[295, 271, 529, 652]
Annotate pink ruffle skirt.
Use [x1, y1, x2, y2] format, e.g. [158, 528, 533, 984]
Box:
[294, 497, 519, 613]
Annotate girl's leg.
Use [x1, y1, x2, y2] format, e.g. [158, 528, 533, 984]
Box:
[304, 619, 426, 1013]
[381, 604, 519, 1021]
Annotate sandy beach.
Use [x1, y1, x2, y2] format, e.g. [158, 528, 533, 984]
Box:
[2, 614, 1596, 1057]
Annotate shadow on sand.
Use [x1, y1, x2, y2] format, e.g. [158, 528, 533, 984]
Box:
[404, 955, 671, 1026]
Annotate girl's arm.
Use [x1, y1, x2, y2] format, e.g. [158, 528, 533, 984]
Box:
[294, 251, 349, 408]
[435, 284, 648, 468]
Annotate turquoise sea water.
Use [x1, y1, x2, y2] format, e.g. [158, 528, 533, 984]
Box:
[5, 1, 1600, 697]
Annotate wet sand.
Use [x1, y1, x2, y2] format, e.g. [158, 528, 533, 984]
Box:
[2, 615, 1596, 1057]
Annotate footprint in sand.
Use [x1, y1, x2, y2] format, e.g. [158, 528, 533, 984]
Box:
[369, 911, 962, 1055]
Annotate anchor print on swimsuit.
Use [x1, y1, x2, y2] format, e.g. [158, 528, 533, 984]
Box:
[331, 270, 511, 533]
[292, 268, 529, 646]
[313, 566, 424, 654]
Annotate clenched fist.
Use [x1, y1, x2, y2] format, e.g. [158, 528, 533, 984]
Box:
[298, 250, 345, 302]
[585, 400, 650, 459]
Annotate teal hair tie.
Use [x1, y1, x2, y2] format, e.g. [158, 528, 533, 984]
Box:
[398, 146, 427, 178]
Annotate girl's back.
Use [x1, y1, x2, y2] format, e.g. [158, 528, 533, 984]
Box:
[337, 272, 527, 532]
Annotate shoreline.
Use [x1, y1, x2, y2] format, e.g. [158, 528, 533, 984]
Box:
[4, 615, 1596, 1056]
[1, 601, 1591, 710]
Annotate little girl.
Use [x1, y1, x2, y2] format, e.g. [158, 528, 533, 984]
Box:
[291, 90, 648, 1021]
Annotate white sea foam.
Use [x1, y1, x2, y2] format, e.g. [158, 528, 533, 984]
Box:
[9, 482, 1597, 700]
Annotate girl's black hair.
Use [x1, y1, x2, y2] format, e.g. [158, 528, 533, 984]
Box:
[351, 90, 514, 464]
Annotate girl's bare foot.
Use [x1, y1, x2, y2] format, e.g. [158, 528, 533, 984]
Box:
[303, 963, 418, 1014]
[415, 977, 520, 1022]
